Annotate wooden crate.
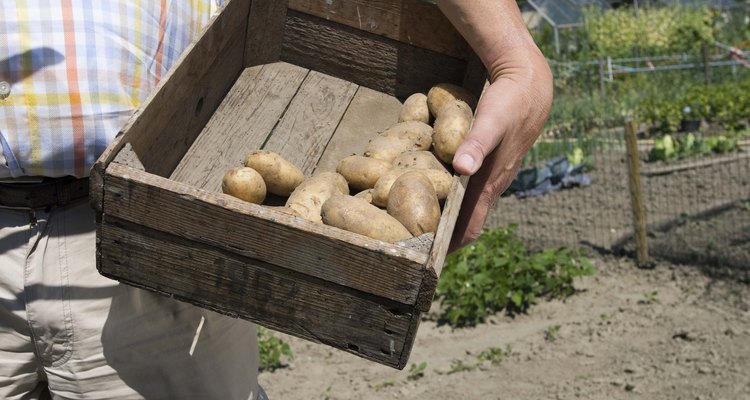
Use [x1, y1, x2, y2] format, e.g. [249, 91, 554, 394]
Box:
[91, 0, 486, 369]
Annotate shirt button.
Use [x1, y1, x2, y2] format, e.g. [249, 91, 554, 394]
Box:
[0, 81, 10, 100]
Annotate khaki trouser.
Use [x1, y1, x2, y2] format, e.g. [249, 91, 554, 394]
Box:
[0, 200, 260, 399]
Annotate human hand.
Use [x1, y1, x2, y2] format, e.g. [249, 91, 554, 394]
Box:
[449, 46, 553, 252]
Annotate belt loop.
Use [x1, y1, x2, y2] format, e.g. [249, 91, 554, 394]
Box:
[29, 208, 38, 226]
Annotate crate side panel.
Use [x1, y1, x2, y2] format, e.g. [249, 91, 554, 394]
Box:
[288, 0, 469, 60]
[314, 86, 403, 173]
[262, 70, 359, 175]
[280, 10, 467, 99]
[245, 0, 288, 66]
[102, 164, 427, 305]
[170, 63, 309, 191]
[418, 175, 468, 311]
[98, 218, 413, 368]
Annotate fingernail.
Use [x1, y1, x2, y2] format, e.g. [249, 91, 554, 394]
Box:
[455, 153, 478, 174]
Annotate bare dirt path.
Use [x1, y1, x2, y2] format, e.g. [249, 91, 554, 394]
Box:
[259, 254, 750, 400]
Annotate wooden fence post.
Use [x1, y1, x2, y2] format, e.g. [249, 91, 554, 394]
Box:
[625, 120, 650, 266]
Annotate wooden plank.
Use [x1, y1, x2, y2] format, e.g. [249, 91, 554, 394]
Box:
[625, 121, 649, 266]
[245, 0, 288, 66]
[419, 174, 467, 311]
[641, 151, 750, 177]
[315, 86, 403, 173]
[398, 310, 424, 368]
[170, 63, 309, 191]
[280, 10, 467, 99]
[262, 70, 359, 175]
[102, 163, 429, 305]
[288, 0, 469, 60]
[90, 0, 251, 204]
[98, 217, 414, 368]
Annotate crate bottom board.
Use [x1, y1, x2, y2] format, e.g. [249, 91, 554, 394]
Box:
[98, 215, 422, 369]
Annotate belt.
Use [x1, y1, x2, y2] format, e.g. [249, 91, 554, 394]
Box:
[0, 176, 90, 209]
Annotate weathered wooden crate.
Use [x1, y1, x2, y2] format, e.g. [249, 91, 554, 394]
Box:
[91, 0, 486, 369]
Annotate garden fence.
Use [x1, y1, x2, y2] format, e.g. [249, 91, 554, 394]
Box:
[488, 120, 750, 281]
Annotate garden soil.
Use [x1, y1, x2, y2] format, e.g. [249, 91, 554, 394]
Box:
[259, 147, 750, 400]
[260, 254, 750, 400]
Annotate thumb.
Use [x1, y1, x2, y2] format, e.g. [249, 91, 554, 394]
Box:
[451, 84, 510, 176]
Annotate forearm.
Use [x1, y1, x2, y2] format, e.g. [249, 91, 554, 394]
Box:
[437, 0, 553, 251]
[436, 0, 542, 82]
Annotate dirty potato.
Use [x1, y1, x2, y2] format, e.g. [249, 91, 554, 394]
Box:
[398, 93, 430, 124]
[387, 171, 441, 236]
[372, 168, 452, 207]
[426, 82, 478, 118]
[336, 155, 393, 191]
[243, 150, 305, 197]
[363, 121, 433, 162]
[321, 195, 412, 243]
[392, 150, 448, 172]
[221, 166, 267, 204]
[432, 99, 474, 163]
[285, 172, 349, 223]
[353, 189, 374, 204]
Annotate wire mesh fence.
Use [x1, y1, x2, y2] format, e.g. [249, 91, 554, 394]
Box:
[487, 121, 750, 280]
[485, 1, 750, 279]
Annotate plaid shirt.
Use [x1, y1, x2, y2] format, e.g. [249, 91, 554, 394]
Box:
[0, 0, 221, 179]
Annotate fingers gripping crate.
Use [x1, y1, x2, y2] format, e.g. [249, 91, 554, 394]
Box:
[91, 0, 486, 369]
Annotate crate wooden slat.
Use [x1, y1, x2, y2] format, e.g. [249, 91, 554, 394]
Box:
[170, 63, 309, 190]
[281, 10, 468, 98]
[92, 0, 486, 369]
[287, 0, 470, 59]
[315, 86, 403, 173]
[98, 217, 416, 366]
[106, 160, 430, 303]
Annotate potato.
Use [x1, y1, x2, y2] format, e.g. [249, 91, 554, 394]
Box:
[362, 136, 415, 163]
[372, 168, 452, 207]
[244, 150, 304, 197]
[427, 82, 477, 118]
[221, 166, 266, 204]
[336, 155, 393, 191]
[380, 120, 433, 145]
[285, 172, 349, 223]
[392, 150, 448, 172]
[321, 195, 412, 243]
[387, 171, 441, 236]
[398, 93, 429, 124]
[432, 99, 473, 163]
[363, 121, 433, 162]
[354, 189, 374, 204]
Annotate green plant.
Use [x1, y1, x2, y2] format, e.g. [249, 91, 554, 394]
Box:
[374, 381, 396, 392]
[545, 324, 562, 342]
[407, 362, 427, 381]
[476, 346, 507, 366]
[642, 290, 660, 304]
[446, 359, 477, 375]
[648, 131, 744, 162]
[257, 327, 293, 372]
[584, 5, 714, 58]
[436, 225, 596, 328]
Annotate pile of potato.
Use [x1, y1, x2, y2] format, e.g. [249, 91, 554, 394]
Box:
[221, 83, 476, 244]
